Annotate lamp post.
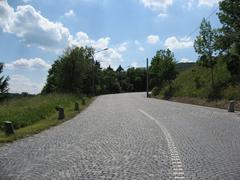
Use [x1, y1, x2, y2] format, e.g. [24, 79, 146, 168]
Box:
[146, 58, 149, 98]
[92, 48, 109, 96]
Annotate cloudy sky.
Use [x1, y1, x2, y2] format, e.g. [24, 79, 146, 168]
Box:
[0, 0, 221, 94]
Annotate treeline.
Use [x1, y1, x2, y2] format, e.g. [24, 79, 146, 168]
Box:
[42, 47, 147, 95]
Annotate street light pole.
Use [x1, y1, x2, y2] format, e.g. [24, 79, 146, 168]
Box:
[92, 48, 109, 96]
[146, 58, 149, 98]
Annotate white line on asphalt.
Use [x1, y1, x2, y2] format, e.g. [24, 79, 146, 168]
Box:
[138, 109, 185, 179]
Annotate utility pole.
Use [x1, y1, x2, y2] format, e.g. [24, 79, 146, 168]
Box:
[146, 58, 149, 98]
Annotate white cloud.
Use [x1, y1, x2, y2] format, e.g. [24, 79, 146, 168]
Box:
[147, 35, 159, 44]
[64, 9, 75, 17]
[179, 58, 194, 63]
[0, 1, 71, 52]
[164, 36, 193, 50]
[139, 47, 145, 52]
[141, 0, 173, 12]
[116, 42, 128, 52]
[198, 0, 221, 7]
[158, 13, 168, 18]
[134, 40, 145, 51]
[131, 62, 140, 68]
[94, 48, 123, 69]
[71, 32, 110, 50]
[6, 58, 51, 70]
[9, 74, 43, 94]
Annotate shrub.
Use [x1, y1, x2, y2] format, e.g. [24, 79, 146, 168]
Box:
[151, 87, 161, 96]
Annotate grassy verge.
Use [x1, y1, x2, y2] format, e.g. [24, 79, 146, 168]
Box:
[153, 96, 240, 111]
[0, 94, 94, 143]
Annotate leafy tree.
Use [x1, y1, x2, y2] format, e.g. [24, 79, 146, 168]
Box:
[217, 0, 240, 52]
[0, 63, 9, 99]
[102, 66, 120, 94]
[194, 18, 217, 88]
[227, 43, 240, 84]
[150, 49, 177, 88]
[42, 47, 94, 94]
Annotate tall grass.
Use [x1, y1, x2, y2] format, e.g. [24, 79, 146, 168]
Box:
[0, 94, 81, 130]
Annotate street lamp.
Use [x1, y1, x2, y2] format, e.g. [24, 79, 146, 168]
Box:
[146, 58, 149, 98]
[92, 48, 109, 96]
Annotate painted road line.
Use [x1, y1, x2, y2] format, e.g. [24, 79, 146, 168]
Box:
[138, 109, 185, 179]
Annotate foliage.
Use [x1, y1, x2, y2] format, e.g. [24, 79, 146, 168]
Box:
[0, 63, 9, 100]
[151, 87, 161, 96]
[176, 62, 195, 73]
[149, 49, 177, 88]
[43, 47, 148, 95]
[162, 58, 236, 100]
[42, 47, 94, 94]
[226, 43, 240, 84]
[217, 0, 240, 52]
[194, 18, 218, 88]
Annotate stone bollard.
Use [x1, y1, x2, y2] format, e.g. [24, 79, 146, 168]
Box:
[58, 107, 65, 120]
[74, 102, 80, 111]
[228, 100, 235, 112]
[4, 121, 15, 135]
[56, 106, 65, 120]
[82, 98, 86, 105]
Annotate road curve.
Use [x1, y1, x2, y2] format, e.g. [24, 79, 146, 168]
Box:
[0, 93, 240, 179]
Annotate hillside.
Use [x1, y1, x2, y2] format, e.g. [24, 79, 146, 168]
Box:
[158, 58, 240, 101]
[176, 62, 196, 73]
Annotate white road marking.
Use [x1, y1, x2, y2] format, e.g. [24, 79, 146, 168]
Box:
[138, 109, 185, 179]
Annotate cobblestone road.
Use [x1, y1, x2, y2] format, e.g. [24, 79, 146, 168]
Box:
[0, 93, 240, 179]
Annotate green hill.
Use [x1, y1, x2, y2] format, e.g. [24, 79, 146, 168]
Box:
[159, 58, 240, 101]
[176, 62, 196, 73]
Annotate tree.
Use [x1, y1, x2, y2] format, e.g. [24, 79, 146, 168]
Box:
[150, 49, 177, 88]
[0, 63, 9, 99]
[194, 18, 217, 88]
[217, 0, 240, 52]
[42, 47, 94, 94]
[216, 0, 240, 84]
[227, 43, 240, 84]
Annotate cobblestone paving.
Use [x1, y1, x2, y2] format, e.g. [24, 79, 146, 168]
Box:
[136, 95, 240, 179]
[1, 93, 240, 180]
[0, 94, 172, 180]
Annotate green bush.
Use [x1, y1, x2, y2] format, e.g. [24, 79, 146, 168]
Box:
[151, 87, 161, 96]
[224, 86, 240, 100]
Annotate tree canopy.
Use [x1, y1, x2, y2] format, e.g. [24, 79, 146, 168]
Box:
[0, 63, 9, 99]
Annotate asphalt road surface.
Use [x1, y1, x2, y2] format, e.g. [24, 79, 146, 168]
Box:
[1, 93, 240, 180]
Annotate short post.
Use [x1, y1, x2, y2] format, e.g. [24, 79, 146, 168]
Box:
[82, 98, 86, 105]
[4, 121, 15, 135]
[74, 102, 79, 111]
[56, 106, 65, 120]
[228, 100, 235, 112]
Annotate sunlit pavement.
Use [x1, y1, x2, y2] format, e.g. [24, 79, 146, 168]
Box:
[0, 93, 240, 179]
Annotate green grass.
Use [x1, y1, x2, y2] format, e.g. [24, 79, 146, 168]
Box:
[154, 58, 240, 109]
[0, 94, 93, 143]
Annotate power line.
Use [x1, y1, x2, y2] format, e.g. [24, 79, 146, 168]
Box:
[187, 7, 219, 38]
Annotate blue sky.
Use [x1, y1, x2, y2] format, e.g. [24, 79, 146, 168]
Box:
[0, 0, 221, 94]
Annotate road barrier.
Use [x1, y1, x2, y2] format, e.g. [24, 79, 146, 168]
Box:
[228, 100, 235, 112]
[4, 121, 15, 135]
